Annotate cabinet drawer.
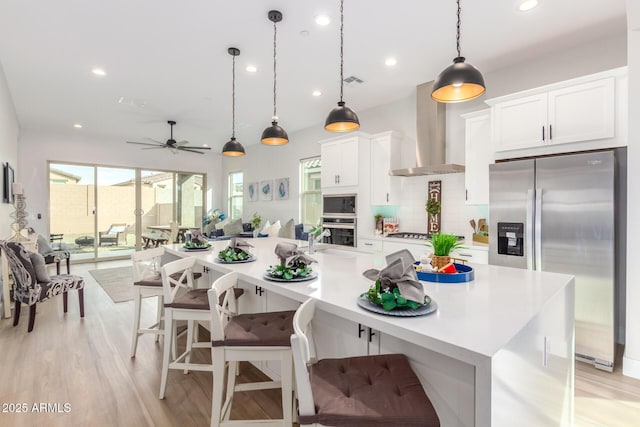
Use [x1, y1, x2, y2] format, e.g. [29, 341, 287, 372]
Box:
[359, 238, 382, 253]
[452, 248, 488, 265]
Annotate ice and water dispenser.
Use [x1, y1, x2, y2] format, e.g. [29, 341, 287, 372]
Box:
[497, 222, 524, 256]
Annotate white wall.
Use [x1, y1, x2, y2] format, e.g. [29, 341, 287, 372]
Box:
[624, 0, 640, 379]
[0, 62, 19, 239]
[17, 129, 222, 237]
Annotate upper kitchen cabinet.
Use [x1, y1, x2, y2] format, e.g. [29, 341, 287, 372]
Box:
[487, 67, 627, 160]
[462, 110, 492, 205]
[370, 131, 402, 205]
[319, 133, 370, 193]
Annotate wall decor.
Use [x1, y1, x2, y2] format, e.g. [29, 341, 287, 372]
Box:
[427, 180, 441, 233]
[275, 177, 289, 200]
[260, 180, 273, 201]
[3, 163, 14, 204]
[248, 182, 259, 202]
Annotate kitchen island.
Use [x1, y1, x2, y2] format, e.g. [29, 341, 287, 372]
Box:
[165, 238, 574, 427]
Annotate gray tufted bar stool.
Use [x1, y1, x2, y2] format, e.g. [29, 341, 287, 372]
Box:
[291, 298, 441, 427]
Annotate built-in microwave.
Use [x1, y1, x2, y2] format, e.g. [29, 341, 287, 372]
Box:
[322, 194, 356, 217]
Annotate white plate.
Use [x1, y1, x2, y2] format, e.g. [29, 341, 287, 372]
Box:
[182, 246, 212, 252]
[263, 271, 318, 282]
[357, 293, 438, 317]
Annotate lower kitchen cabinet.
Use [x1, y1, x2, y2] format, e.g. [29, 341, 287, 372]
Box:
[452, 247, 489, 265]
[358, 237, 383, 253]
[312, 309, 372, 358]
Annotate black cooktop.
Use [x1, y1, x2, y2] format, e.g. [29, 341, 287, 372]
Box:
[386, 232, 464, 240]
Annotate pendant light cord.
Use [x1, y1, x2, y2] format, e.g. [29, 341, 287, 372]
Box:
[456, 0, 462, 57]
[339, 0, 344, 102]
[232, 53, 236, 138]
[272, 20, 277, 119]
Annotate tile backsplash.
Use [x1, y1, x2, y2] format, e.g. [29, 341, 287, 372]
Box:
[372, 173, 488, 241]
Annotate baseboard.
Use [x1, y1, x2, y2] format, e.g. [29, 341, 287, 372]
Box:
[622, 354, 640, 379]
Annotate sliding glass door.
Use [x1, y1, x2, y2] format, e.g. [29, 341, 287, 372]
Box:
[49, 162, 205, 262]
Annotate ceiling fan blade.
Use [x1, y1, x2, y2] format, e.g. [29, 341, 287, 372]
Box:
[141, 146, 168, 150]
[176, 140, 190, 147]
[142, 137, 164, 144]
[127, 140, 165, 147]
[177, 147, 206, 154]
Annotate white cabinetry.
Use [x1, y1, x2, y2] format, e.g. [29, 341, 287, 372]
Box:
[452, 247, 489, 265]
[370, 131, 402, 205]
[462, 110, 492, 205]
[487, 67, 626, 158]
[358, 237, 382, 253]
[320, 136, 360, 189]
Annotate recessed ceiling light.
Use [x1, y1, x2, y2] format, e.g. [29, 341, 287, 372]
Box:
[315, 15, 331, 26]
[91, 68, 106, 76]
[312, 90, 322, 97]
[246, 65, 257, 73]
[73, 124, 83, 129]
[385, 57, 397, 67]
[517, 0, 540, 12]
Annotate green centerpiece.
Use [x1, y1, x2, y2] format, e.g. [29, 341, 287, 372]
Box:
[427, 232, 465, 270]
[217, 246, 251, 262]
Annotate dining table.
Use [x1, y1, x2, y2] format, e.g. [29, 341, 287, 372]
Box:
[146, 225, 200, 243]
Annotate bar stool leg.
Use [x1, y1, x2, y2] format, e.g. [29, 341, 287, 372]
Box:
[211, 348, 226, 427]
[159, 310, 173, 399]
[154, 295, 163, 343]
[185, 320, 194, 374]
[130, 287, 142, 358]
[281, 353, 293, 427]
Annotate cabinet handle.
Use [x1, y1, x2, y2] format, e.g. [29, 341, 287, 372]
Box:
[203, 266, 210, 273]
[368, 328, 376, 343]
[459, 253, 473, 257]
[542, 126, 545, 142]
[337, 175, 340, 184]
[466, 189, 468, 201]
[386, 193, 389, 202]
[255, 286, 264, 296]
[358, 323, 365, 338]
[549, 124, 553, 140]
[364, 243, 373, 246]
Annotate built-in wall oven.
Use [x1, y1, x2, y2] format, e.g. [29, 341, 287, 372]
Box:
[322, 194, 356, 247]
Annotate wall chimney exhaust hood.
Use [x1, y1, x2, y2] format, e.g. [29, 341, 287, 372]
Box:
[389, 81, 464, 176]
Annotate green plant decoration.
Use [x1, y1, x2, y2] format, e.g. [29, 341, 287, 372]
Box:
[266, 259, 312, 280]
[366, 280, 427, 311]
[425, 198, 441, 216]
[308, 219, 323, 238]
[250, 212, 262, 230]
[217, 247, 251, 262]
[427, 233, 465, 256]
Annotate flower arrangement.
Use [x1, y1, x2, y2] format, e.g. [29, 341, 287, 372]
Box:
[266, 258, 312, 280]
[217, 246, 251, 262]
[366, 280, 426, 311]
[203, 209, 225, 227]
[308, 219, 323, 238]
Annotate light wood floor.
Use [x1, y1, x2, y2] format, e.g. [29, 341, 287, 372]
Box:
[0, 260, 639, 426]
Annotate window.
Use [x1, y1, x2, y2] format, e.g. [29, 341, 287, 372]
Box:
[228, 171, 243, 220]
[300, 157, 321, 226]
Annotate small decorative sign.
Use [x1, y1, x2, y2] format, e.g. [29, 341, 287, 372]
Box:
[427, 180, 441, 233]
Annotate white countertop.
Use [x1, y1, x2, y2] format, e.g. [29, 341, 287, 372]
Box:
[360, 234, 490, 251]
[165, 238, 572, 365]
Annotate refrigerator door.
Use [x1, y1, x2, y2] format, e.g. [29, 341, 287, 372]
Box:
[489, 159, 535, 269]
[536, 151, 615, 369]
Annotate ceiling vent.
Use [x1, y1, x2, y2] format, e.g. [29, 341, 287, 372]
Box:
[343, 76, 364, 86]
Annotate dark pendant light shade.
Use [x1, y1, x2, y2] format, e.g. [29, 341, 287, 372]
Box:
[222, 137, 245, 156]
[431, 0, 486, 103]
[431, 56, 485, 103]
[325, 101, 360, 132]
[222, 47, 245, 157]
[325, 0, 360, 132]
[262, 10, 289, 145]
[261, 121, 289, 145]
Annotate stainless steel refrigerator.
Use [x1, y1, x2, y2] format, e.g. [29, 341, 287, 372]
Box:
[489, 150, 616, 371]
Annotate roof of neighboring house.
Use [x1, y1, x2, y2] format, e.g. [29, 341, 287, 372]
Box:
[49, 167, 82, 182]
[114, 172, 203, 187]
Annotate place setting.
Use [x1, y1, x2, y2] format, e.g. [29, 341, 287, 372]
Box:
[359, 250, 437, 317]
[181, 229, 212, 252]
[263, 242, 318, 282]
[216, 237, 256, 263]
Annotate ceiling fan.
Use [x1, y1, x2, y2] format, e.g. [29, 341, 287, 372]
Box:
[126, 120, 211, 154]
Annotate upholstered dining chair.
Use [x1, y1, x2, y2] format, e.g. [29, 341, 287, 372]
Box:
[207, 272, 295, 427]
[290, 298, 441, 427]
[1, 241, 85, 332]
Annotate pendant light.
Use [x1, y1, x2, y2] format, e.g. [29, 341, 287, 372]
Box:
[324, 0, 360, 132]
[261, 10, 289, 146]
[431, 0, 486, 103]
[222, 47, 246, 156]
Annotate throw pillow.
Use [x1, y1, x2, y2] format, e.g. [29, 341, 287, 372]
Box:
[214, 217, 231, 230]
[223, 218, 244, 236]
[29, 252, 51, 283]
[37, 234, 53, 255]
[278, 219, 295, 239]
[264, 220, 281, 237]
[260, 220, 271, 235]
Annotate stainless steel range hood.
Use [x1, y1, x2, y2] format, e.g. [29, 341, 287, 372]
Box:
[389, 81, 464, 176]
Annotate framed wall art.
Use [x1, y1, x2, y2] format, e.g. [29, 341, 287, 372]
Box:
[275, 177, 289, 200]
[247, 182, 259, 202]
[260, 180, 273, 201]
[3, 163, 14, 204]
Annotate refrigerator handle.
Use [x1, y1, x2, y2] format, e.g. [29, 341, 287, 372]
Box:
[526, 189, 535, 270]
[535, 188, 543, 271]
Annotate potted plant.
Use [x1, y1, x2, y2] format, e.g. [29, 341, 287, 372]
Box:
[250, 212, 262, 237]
[427, 233, 465, 270]
[374, 214, 383, 233]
